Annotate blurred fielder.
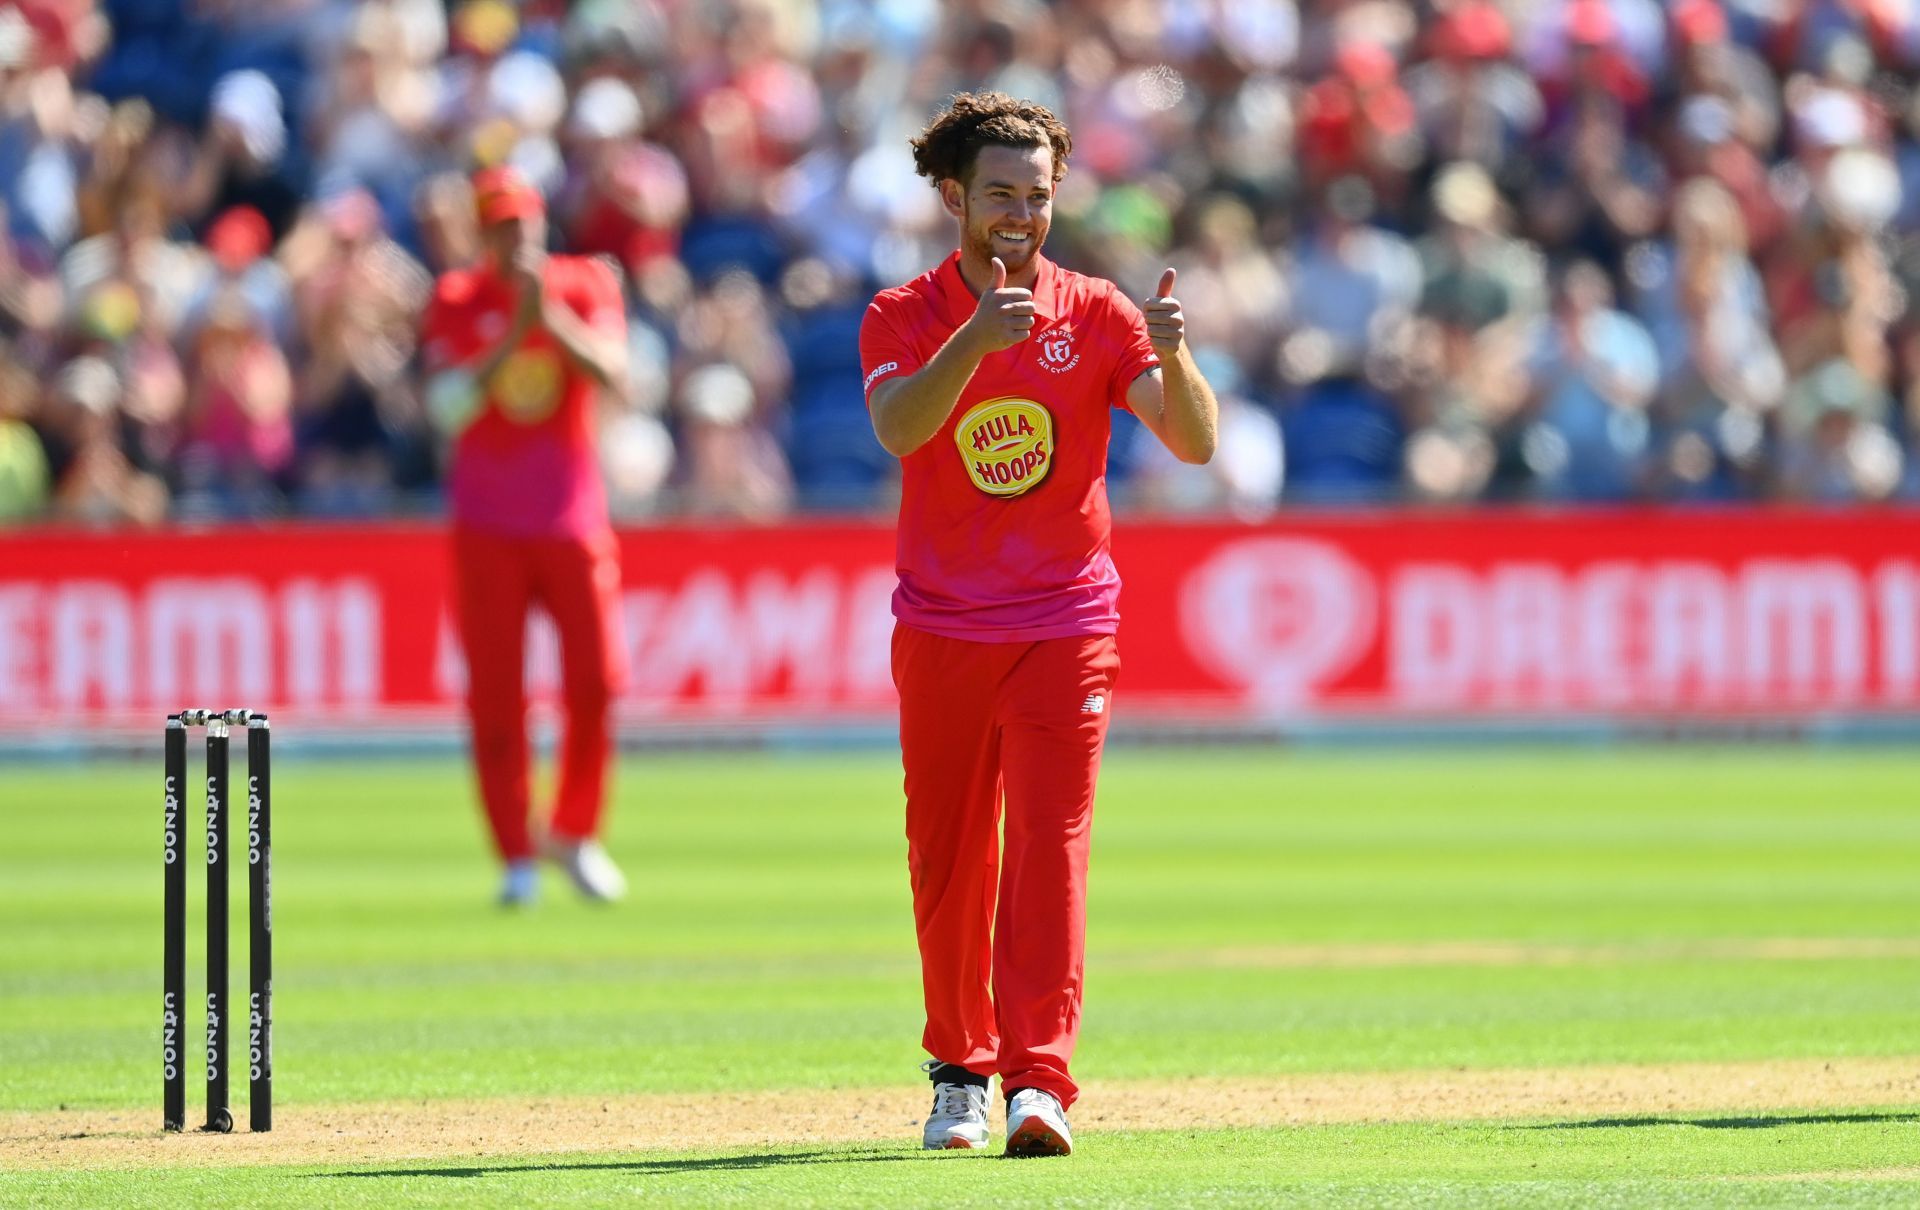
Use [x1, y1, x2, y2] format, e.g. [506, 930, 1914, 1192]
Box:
[418, 166, 631, 907]
[861, 93, 1220, 1156]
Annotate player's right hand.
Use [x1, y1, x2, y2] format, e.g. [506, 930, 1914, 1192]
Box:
[965, 257, 1036, 353]
[511, 246, 547, 320]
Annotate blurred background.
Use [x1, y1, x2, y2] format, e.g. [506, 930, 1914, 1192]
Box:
[2, 0, 1920, 744]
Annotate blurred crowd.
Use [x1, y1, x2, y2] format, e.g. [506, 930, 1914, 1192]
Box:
[5, 0, 1920, 525]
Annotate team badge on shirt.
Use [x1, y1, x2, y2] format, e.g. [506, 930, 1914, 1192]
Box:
[955, 397, 1053, 497]
[1038, 323, 1081, 374]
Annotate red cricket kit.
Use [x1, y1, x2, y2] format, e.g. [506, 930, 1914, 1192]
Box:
[862, 251, 1157, 1108]
[421, 256, 629, 860]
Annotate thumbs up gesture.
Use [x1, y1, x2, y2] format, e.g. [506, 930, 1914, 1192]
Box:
[1143, 267, 1185, 355]
[964, 257, 1037, 354]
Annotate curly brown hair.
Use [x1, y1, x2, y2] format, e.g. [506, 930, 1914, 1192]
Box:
[910, 92, 1073, 187]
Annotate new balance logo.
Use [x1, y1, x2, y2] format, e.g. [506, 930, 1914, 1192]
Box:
[1081, 693, 1106, 715]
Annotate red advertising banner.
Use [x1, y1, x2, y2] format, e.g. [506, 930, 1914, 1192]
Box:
[3, 511, 1919, 733]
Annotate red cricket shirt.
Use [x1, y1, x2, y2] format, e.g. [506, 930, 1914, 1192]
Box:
[861, 252, 1159, 641]
[420, 255, 626, 538]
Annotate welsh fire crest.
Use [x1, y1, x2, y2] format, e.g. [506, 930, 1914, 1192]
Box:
[1038, 323, 1081, 373]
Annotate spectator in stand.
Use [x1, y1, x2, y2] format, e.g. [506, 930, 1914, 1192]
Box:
[1404, 1, 1542, 179]
[1279, 328, 1411, 505]
[4, 0, 1920, 517]
[61, 185, 203, 349]
[1403, 161, 1541, 500]
[671, 269, 793, 512]
[1768, 85, 1903, 387]
[180, 70, 305, 241]
[778, 255, 891, 510]
[0, 51, 86, 259]
[303, 2, 440, 231]
[185, 204, 291, 344]
[176, 288, 293, 516]
[1664, 92, 1787, 257]
[1666, 0, 1782, 153]
[0, 195, 62, 353]
[71, 95, 147, 238]
[1890, 298, 1920, 499]
[1631, 176, 1785, 499]
[1283, 176, 1421, 367]
[114, 282, 186, 493]
[555, 77, 689, 278]
[675, 360, 792, 517]
[1776, 357, 1904, 499]
[1163, 194, 1287, 377]
[288, 189, 434, 514]
[1129, 349, 1284, 515]
[598, 349, 675, 519]
[1765, 0, 1915, 75]
[1523, 70, 1665, 278]
[675, 0, 821, 283]
[38, 353, 166, 524]
[1522, 258, 1661, 501]
[1533, 0, 1653, 135]
[413, 170, 480, 275]
[1295, 40, 1421, 201]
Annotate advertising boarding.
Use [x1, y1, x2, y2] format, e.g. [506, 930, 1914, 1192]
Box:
[4, 512, 1919, 730]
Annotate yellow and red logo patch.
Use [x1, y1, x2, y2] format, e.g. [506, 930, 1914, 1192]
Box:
[955, 397, 1053, 497]
[491, 348, 563, 423]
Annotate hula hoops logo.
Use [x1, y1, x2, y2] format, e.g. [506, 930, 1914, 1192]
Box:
[492, 348, 563, 423]
[955, 397, 1053, 497]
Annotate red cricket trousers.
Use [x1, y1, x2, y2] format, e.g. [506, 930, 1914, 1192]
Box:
[451, 527, 627, 861]
[892, 623, 1119, 1110]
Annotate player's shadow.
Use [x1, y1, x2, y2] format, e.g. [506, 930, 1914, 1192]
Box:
[311, 1148, 917, 1179]
[1524, 1112, 1920, 1130]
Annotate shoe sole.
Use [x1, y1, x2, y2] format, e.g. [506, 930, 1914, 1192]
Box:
[923, 1134, 987, 1151]
[1004, 1117, 1072, 1157]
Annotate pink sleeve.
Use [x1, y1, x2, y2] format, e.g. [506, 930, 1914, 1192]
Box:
[1104, 285, 1160, 412]
[860, 298, 922, 406]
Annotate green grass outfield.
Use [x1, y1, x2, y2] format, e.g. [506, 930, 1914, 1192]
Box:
[2, 748, 1917, 1206]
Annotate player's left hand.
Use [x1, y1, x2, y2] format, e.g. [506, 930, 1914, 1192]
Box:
[1143, 267, 1184, 355]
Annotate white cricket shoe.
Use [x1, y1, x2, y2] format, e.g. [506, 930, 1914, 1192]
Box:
[498, 858, 539, 908]
[920, 1061, 990, 1150]
[542, 837, 628, 902]
[1004, 1087, 1073, 1157]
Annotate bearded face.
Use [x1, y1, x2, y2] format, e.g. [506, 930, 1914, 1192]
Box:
[943, 143, 1055, 282]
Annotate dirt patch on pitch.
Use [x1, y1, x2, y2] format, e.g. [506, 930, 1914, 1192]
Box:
[4, 1056, 1916, 1172]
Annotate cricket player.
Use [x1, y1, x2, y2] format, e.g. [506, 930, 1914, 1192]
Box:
[861, 93, 1220, 1156]
[418, 165, 631, 907]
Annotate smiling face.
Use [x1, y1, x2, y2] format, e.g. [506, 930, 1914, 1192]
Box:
[941, 142, 1055, 283]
